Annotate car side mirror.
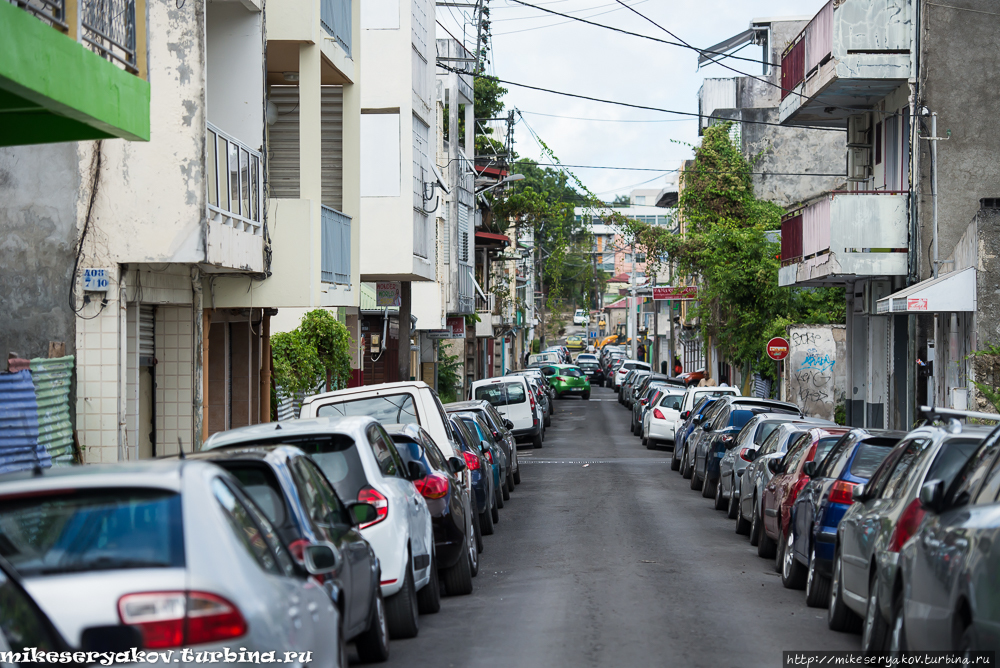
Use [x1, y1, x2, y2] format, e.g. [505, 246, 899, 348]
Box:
[681, 411, 690, 420]
[347, 502, 379, 527]
[919, 479, 946, 513]
[852, 484, 866, 503]
[505, 419, 514, 430]
[81, 625, 144, 653]
[303, 542, 341, 575]
[407, 460, 429, 481]
[745, 449, 757, 462]
[767, 458, 782, 474]
[804, 461, 817, 477]
[448, 455, 467, 474]
[703, 424, 714, 433]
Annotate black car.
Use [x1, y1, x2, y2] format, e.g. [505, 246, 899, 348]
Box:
[445, 399, 520, 487]
[183, 445, 390, 663]
[385, 423, 477, 595]
[577, 359, 604, 385]
[449, 415, 497, 540]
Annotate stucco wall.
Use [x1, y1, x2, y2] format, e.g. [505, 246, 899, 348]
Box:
[784, 324, 848, 422]
[0, 144, 81, 360]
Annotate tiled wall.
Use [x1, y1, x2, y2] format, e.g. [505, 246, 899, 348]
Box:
[75, 292, 122, 464]
[155, 306, 194, 455]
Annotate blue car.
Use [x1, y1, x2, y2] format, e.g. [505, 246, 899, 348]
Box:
[449, 415, 497, 542]
[788, 428, 903, 607]
[454, 412, 508, 515]
[671, 396, 719, 473]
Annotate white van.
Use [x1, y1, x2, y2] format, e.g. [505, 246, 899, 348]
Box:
[469, 376, 543, 448]
[527, 351, 560, 366]
[573, 309, 588, 326]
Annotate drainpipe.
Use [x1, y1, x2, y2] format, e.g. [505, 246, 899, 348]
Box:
[191, 266, 204, 451]
[931, 112, 939, 280]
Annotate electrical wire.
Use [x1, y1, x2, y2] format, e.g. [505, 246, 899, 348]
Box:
[526, 161, 847, 176]
[491, 0, 647, 22]
[493, 0, 646, 35]
[520, 110, 696, 123]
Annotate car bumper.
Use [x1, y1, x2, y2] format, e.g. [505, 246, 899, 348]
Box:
[362, 521, 409, 597]
[513, 424, 541, 440]
[648, 420, 675, 442]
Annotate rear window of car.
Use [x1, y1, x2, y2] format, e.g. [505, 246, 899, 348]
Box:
[0, 488, 184, 576]
[927, 437, 983, 489]
[814, 436, 842, 465]
[728, 410, 757, 430]
[658, 393, 683, 411]
[221, 463, 289, 528]
[579, 362, 599, 369]
[316, 393, 419, 425]
[848, 442, 894, 479]
[291, 437, 371, 503]
[560, 368, 584, 378]
[475, 382, 526, 406]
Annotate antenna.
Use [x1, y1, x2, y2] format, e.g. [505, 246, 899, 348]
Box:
[177, 437, 186, 459]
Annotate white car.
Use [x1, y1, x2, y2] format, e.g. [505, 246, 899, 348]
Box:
[205, 416, 436, 639]
[572, 309, 589, 326]
[613, 360, 651, 391]
[0, 461, 344, 665]
[643, 389, 686, 448]
[527, 351, 560, 366]
[470, 376, 543, 448]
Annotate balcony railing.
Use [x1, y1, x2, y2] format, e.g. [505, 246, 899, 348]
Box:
[475, 292, 496, 314]
[457, 263, 475, 314]
[9, 0, 141, 74]
[320, 0, 351, 57]
[321, 205, 351, 285]
[207, 123, 263, 234]
[781, 1, 832, 98]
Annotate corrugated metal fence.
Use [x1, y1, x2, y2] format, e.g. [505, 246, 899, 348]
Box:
[0, 355, 75, 474]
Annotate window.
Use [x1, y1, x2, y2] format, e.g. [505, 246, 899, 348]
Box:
[755, 421, 784, 446]
[757, 428, 782, 456]
[813, 437, 843, 467]
[291, 458, 348, 529]
[926, 437, 983, 490]
[474, 382, 526, 406]
[0, 489, 184, 577]
[213, 478, 281, 575]
[783, 436, 813, 473]
[635, 196, 645, 205]
[317, 393, 420, 425]
[874, 121, 883, 166]
[368, 425, 402, 477]
[848, 443, 894, 480]
[878, 439, 931, 500]
[0, 568, 62, 654]
[224, 464, 289, 529]
[292, 437, 370, 506]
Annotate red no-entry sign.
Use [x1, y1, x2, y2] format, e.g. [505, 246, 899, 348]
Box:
[766, 337, 790, 361]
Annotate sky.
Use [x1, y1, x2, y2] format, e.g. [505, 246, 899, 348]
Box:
[435, 0, 828, 200]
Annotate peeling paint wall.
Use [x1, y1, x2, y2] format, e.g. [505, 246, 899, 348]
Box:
[0, 144, 81, 360]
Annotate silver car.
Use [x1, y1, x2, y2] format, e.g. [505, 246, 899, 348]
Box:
[719, 414, 805, 520]
[0, 461, 344, 666]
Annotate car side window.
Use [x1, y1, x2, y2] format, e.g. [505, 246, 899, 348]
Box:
[878, 439, 931, 500]
[368, 425, 401, 477]
[817, 435, 854, 479]
[213, 477, 282, 575]
[0, 569, 62, 653]
[419, 431, 447, 470]
[291, 458, 346, 528]
[758, 429, 782, 456]
[783, 435, 812, 470]
[973, 443, 1000, 505]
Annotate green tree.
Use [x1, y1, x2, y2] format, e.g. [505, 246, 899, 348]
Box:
[298, 309, 353, 390]
[611, 194, 630, 207]
[271, 330, 324, 402]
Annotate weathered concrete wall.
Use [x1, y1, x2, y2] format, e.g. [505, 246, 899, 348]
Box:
[917, 0, 1000, 281]
[0, 144, 81, 360]
[785, 324, 848, 421]
[974, 207, 1000, 355]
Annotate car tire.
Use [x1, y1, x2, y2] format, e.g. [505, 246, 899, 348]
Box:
[544, 413, 551, 428]
[582, 391, 590, 400]
[416, 552, 441, 615]
[671, 446, 682, 471]
[480, 500, 495, 536]
[713, 476, 726, 510]
[513, 468, 521, 485]
[681, 450, 693, 479]
[828, 548, 861, 633]
[757, 521, 776, 559]
[506, 472, 514, 494]
[805, 546, 831, 608]
[338, 623, 349, 668]
[690, 461, 703, 490]
[442, 541, 474, 596]
[558, 392, 565, 400]
[473, 511, 484, 553]
[385, 562, 419, 639]
[495, 484, 504, 511]
[501, 477, 510, 501]
[862, 572, 889, 654]
[781, 530, 807, 589]
[355, 585, 390, 663]
[749, 499, 762, 546]
[532, 431, 543, 449]
[735, 498, 751, 535]
[491, 494, 500, 524]
[727, 477, 740, 519]
[701, 473, 714, 499]
[889, 590, 907, 652]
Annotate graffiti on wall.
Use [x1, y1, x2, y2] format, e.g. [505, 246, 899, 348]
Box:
[786, 326, 846, 422]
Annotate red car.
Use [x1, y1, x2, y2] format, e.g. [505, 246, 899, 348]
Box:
[760, 427, 849, 565]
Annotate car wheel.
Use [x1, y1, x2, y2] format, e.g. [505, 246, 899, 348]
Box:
[494, 484, 504, 512]
[513, 468, 521, 485]
[862, 572, 889, 654]
[701, 473, 714, 499]
[442, 540, 474, 596]
[385, 562, 419, 639]
[889, 589, 907, 652]
[416, 552, 441, 615]
[757, 518, 776, 559]
[473, 510, 484, 552]
[690, 460, 703, 491]
[749, 499, 762, 546]
[671, 445, 682, 471]
[544, 413, 551, 427]
[355, 585, 390, 663]
[338, 623, 349, 668]
[506, 472, 514, 494]
[582, 391, 590, 400]
[480, 499, 495, 536]
[781, 529, 807, 589]
[805, 546, 831, 608]
[501, 476, 510, 501]
[727, 477, 740, 519]
[828, 548, 861, 633]
[491, 493, 500, 523]
[713, 476, 726, 510]
[532, 431, 543, 449]
[681, 449, 693, 479]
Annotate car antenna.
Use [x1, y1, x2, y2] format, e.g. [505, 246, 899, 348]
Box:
[177, 437, 185, 459]
[275, 423, 282, 430]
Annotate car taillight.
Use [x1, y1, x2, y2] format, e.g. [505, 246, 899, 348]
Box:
[828, 480, 856, 505]
[287, 539, 309, 563]
[118, 591, 246, 649]
[653, 408, 665, 420]
[463, 451, 481, 471]
[529, 392, 537, 412]
[739, 448, 755, 463]
[887, 499, 926, 553]
[484, 449, 494, 465]
[414, 474, 449, 499]
[790, 475, 810, 503]
[721, 435, 734, 444]
[357, 487, 388, 528]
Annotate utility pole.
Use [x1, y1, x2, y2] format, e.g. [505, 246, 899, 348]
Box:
[628, 246, 637, 360]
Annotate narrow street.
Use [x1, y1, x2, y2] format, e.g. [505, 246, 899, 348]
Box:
[380, 385, 859, 668]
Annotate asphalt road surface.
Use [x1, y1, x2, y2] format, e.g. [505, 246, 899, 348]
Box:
[374, 385, 861, 668]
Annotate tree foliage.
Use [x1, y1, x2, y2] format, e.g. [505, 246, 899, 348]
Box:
[271, 310, 353, 401]
[298, 309, 353, 389]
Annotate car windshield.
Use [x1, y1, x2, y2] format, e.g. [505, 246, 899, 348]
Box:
[316, 393, 419, 425]
[0, 489, 184, 576]
[474, 382, 526, 406]
[579, 362, 599, 370]
[849, 442, 894, 479]
[280, 436, 371, 504]
[756, 421, 786, 445]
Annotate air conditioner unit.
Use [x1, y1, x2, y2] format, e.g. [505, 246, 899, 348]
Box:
[847, 147, 872, 182]
[847, 114, 870, 147]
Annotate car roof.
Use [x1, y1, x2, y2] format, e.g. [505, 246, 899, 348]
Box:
[177, 444, 305, 464]
[203, 416, 374, 450]
[301, 381, 431, 407]
[444, 399, 493, 411]
[722, 397, 801, 412]
[0, 459, 206, 494]
[382, 423, 425, 441]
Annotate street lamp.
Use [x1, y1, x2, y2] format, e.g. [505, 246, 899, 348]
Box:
[476, 173, 524, 195]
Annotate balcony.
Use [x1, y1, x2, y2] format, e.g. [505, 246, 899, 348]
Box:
[320, 0, 351, 57]
[778, 0, 912, 128]
[204, 123, 265, 272]
[321, 205, 351, 285]
[778, 191, 908, 287]
[1, 0, 150, 146]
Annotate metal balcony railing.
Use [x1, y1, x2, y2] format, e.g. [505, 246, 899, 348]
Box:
[321, 205, 351, 285]
[475, 292, 496, 314]
[780, 0, 832, 99]
[9, 0, 141, 75]
[320, 0, 351, 57]
[207, 122, 263, 234]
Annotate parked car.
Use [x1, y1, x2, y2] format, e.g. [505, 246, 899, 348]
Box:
[761, 427, 850, 582]
[0, 461, 347, 664]
[470, 376, 543, 448]
[621, 370, 649, 408]
[632, 380, 682, 436]
[453, 412, 509, 517]
[566, 335, 585, 351]
[695, 398, 803, 499]
[448, 415, 496, 541]
[671, 396, 722, 472]
[385, 424, 476, 596]
[577, 358, 605, 386]
[508, 368, 555, 406]
[788, 428, 903, 607]
[642, 388, 686, 449]
[576, 353, 599, 364]
[543, 364, 592, 399]
[179, 443, 390, 659]
[203, 417, 437, 640]
[445, 399, 520, 486]
[894, 414, 1000, 652]
[719, 415, 807, 521]
[613, 360, 650, 391]
[829, 424, 987, 652]
[676, 386, 741, 432]
[572, 309, 588, 325]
